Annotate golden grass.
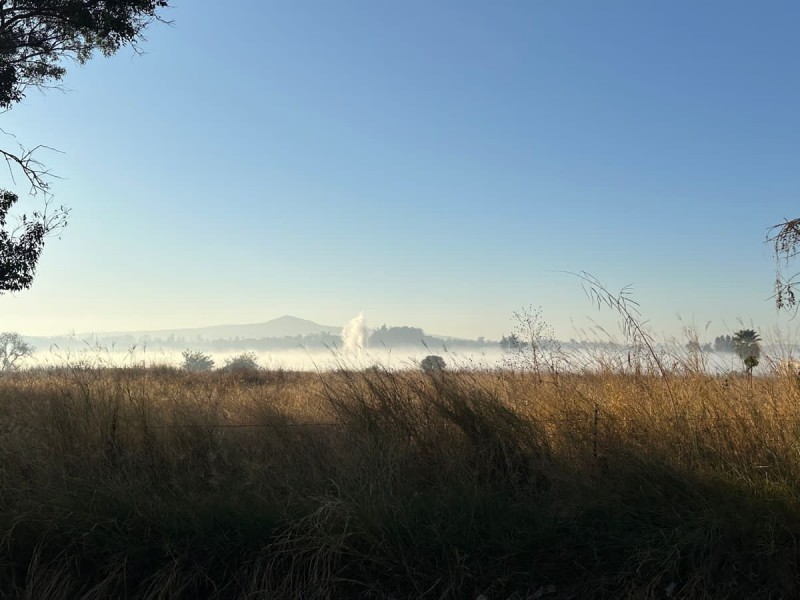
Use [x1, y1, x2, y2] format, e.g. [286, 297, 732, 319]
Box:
[2, 364, 800, 598]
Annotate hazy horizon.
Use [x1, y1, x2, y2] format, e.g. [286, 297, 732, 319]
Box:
[11, 310, 800, 351]
[20, 339, 797, 376]
[16, 310, 800, 375]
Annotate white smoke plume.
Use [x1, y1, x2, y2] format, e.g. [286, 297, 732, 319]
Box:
[341, 312, 367, 353]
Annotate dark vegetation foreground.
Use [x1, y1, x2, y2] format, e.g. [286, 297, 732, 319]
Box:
[2, 365, 800, 599]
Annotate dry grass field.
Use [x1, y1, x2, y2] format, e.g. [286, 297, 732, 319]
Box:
[2, 361, 800, 599]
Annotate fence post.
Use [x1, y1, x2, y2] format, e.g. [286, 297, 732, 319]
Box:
[593, 401, 599, 460]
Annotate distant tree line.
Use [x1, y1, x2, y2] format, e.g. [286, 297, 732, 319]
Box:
[499, 334, 524, 351]
[687, 334, 747, 354]
[34, 327, 496, 354]
[712, 335, 735, 353]
[687, 331, 761, 368]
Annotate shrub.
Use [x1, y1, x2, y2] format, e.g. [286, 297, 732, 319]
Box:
[181, 350, 214, 372]
[420, 354, 446, 373]
[223, 352, 260, 372]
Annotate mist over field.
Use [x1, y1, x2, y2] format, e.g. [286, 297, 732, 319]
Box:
[23, 340, 790, 375]
[28, 345, 487, 371]
[11, 310, 798, 377]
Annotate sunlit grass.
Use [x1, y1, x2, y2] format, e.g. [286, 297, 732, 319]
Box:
[2, 360, 800, 598]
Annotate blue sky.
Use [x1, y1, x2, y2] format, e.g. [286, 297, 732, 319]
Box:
[0, 0, 798, 341]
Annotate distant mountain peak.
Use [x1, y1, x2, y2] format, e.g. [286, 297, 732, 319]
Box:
[271, 315, 323, 324]
[65, 315, 342, 341]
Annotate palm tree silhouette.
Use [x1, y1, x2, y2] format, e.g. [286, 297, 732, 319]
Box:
[732, 329, 762, 374]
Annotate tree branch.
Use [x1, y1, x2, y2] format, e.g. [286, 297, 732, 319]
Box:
[767, 219, 800, 310]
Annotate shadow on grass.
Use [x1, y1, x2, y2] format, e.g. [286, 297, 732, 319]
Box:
[1, 368, 799, 598]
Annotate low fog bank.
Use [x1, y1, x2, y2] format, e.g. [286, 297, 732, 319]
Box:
[21, 343, 793, 375]
[27, 346, 504, 372]
[20, 313, 792, 374]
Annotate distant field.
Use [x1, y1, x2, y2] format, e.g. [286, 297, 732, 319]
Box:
[2, 364, 800, 598]
[25, 343, 755, 374]
[27, 345, 462, 372]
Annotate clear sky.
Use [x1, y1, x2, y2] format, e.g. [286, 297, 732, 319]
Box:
[0, 0, 798, 342]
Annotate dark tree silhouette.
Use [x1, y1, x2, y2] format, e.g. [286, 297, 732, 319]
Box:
[732, 329, 761, 374]
[0, 1, 170, 111]
[0, 0, 170, 292]
[0, 191, 64, 291]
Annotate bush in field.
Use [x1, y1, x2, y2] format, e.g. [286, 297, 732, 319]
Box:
[420, 354, 446, 373]
[503, 305, 561, 374]
[0, 332, 33, 371]
[223, 352, 260, 372]
[180, 350, 214, 372]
